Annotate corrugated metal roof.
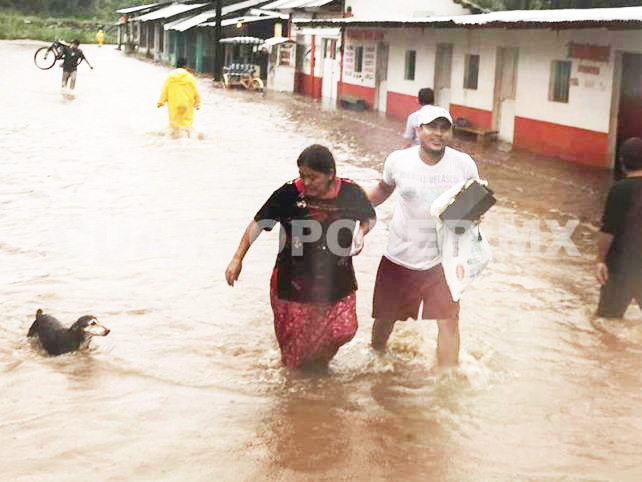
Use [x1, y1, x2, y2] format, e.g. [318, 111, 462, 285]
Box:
[219, 36, 265, 44]
[199, 14, 280, 28]
[222, 0, 272, 15]
[164, 10, 216, 31]
[135, 3, 208, 22]
[262, 0, 336, 10]
[163, 2, 278, 31]
[296, 6, 642, 29]
[168, 12, 279, 31]
[249, 8, 290, 19]
[116, 3, 166, 15]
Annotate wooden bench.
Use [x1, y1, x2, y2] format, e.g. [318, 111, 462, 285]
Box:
[453, 125, 498, 145]
[338, 95, 368, 111]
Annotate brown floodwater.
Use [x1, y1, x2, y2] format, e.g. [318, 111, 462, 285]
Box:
[1, 40, 640, 481]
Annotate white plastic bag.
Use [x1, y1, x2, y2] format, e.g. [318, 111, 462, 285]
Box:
[439, 223, 491, 301]
[431, 180, 492, 301]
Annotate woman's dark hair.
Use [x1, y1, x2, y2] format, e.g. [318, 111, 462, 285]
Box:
[296, 144, 336, 176]
[619, 137, 642, 172]
[176, 58, 187, 68]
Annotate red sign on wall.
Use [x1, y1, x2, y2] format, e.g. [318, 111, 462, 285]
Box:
[347, 29, 384, 41]
[578, 65, 600, 75]
[568, 42, 609, 63]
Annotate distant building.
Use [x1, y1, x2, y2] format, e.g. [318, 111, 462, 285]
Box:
[300, 6, 642, 169]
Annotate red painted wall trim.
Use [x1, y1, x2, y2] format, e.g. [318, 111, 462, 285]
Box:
[449, 104, 493, 129]
[386, 91, 419, 121]
[310, 35, 316, 100]
[338, 28, 344, 98]
[514, 116, 609, 168]
[337, 82, 376, 108]
[295, 72, 322, 99]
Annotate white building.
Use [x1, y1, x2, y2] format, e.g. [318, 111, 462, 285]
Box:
[268, 0, 481, 101]
[301, 7, 642, 169]
[344, 0, 483, 18]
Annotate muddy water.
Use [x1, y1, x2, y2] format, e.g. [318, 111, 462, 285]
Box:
[1, 41, 640, 481]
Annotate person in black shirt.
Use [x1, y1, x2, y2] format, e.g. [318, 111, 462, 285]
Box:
[225, 145, 376, 370]
[61, 40, 93, 90]
[596, 137, 642, 318]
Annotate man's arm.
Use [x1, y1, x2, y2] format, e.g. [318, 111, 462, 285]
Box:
[193, 83, 201, 109]
[158, 77, 169, 107]
[81, 53, 93, 69]
[366, 180, 395, 207]
[595, 231, 614, 285]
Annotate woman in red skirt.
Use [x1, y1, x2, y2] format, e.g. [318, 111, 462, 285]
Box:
[225, 145, 376, 370]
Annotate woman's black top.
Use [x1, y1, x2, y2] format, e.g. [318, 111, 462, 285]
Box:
[254, 178, 376, 303]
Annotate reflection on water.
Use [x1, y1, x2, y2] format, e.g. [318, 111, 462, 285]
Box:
[1, 40, 641, 481]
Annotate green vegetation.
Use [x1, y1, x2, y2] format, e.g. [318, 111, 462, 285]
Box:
[0, 1, 156, 42]
[0, 1, 155, 19]
[0, 10, 110, 43]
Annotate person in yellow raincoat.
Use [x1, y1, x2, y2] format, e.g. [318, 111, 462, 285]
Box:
[96, 29, 105, 47]
[157, 58, 201, 132]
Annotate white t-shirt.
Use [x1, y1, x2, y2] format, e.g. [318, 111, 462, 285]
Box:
[382, 145, 480, 270]
[403, 105, 431, 145]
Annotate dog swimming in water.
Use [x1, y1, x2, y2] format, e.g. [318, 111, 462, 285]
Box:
[27, 309, 110, 355]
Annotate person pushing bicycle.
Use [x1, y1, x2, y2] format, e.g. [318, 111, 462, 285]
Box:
[61, 40, 93, 91]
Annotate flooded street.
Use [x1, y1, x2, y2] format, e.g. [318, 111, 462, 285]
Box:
[1, 40, 641, 481]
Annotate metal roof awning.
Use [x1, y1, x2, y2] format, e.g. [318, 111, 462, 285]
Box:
[295, 6, 642, 30]
[263, 36, 296, 47]
[262, 0, 336, 10]
[296, 27, 340, 37]
[135, 3, 208, 22]
[219, 36, 265, 44]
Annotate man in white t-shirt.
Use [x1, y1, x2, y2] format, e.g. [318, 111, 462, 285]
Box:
[366, 105, 479, 367]
[403, 87, 434, 148]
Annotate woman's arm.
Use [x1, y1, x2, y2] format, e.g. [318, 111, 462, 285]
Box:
[350, 217, 376, 256]
[225, 220, 263, 286]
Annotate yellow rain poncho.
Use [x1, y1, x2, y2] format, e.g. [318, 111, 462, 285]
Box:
[157, 68, 201, 129]
[96, 30, 105, 46]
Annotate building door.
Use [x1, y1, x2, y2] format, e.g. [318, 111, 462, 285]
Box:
[375, 42, 389, 112]
[321, 38, 339, 100]
[434, 43, 453, 109]
[614, 53, 642, 177]
[493, 46, 519, 143]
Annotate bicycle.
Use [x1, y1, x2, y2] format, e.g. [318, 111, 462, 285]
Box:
[34, 40, 69, 70]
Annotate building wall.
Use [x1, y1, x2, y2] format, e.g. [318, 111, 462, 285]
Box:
[357, 25, 642, 168]
[294, 34, 334, 99]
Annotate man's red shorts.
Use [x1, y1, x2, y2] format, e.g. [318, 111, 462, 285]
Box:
[372, 256, 459, 321]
